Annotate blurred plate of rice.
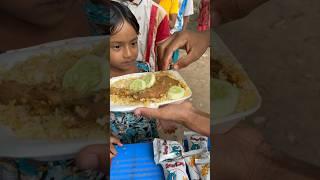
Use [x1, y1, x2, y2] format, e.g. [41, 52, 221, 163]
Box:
[0, 36, 108, 158]
[212, 31, 262, 134]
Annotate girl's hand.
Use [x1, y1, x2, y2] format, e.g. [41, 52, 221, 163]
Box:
[110, 136, 123, 163]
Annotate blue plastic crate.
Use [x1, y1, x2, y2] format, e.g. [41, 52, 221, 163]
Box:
[110, 142, 164, 180]
[110, 138, 211, 179]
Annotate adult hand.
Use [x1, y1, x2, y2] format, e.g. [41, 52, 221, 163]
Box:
[157, 30, 210, 70]
[134, 101, 210, 136]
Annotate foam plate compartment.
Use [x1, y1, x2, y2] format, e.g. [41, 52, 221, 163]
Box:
[0, 36, 107, 159]
[212, 31, 262, 134]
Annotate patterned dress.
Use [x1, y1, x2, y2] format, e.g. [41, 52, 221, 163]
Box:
[110, 61, 159, 144]
[198, 0, 210, 31]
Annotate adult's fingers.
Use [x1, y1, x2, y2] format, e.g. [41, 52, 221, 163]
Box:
[161, 34, 188, 70]
[173, 49, 199, 69]
[134, 107, 164, 120]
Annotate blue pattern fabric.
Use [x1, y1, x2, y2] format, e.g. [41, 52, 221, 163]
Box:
[110, 61, 159, 144]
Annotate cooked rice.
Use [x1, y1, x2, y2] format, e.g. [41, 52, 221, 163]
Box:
[0, 42, 107, 140]
[212, 56, 259, 113]
[110, 71, 191, 106]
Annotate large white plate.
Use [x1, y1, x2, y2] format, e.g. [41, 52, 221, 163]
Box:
[110, 70, 192, 112]
[212, 31, 262, 134]
[0, 36, 107, 159]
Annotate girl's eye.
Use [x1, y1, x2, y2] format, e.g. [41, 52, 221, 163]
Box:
[131, 41, 137, 46]
[112, 45, 121, 50]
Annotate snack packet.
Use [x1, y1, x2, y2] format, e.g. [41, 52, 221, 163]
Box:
[161, 158, 189, 180]
[184, 155, 201, 180]
[153, 138, 184, 164]
[195, 152, 210, 180]
[184, 132, 208, 156]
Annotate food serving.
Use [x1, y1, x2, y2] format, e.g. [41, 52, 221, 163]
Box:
[110, 71, 192, 106]
[212, 56, 259, 118]
[0, 42, 107, 140]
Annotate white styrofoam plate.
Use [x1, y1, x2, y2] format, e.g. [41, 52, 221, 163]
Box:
[212, 31, 262, 134]
[0, 36, 107, 159]
[110, 70, 192, 112]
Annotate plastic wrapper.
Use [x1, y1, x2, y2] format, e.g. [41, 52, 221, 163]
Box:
[184, 155, 201, 180]
[195, 152, 210, 180]
[161, 158, 189, 180]
[184, 132, 208, 156]
[153, 138, 184, 164]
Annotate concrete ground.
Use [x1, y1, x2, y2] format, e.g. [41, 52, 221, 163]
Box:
[175, 0, 211, 114]
[179, 48, 210, 114]
[215, 0, 320, 166]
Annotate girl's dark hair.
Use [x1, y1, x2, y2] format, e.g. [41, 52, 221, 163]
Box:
[108, 1, 140, 35]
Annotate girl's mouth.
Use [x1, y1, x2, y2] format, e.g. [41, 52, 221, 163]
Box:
[122, 60, 136, 66]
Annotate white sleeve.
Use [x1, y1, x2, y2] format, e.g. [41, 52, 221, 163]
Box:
[183, 0, 194, 16]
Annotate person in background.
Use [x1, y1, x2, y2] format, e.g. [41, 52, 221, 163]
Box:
[198, 0, 210, 31]
[113, 0, 171, 71]
[170, 0, 194, 64]
[155, 0, 179, 30]
[172, 0, 194, 33]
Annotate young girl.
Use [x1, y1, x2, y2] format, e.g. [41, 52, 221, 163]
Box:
[113, 0, 171, 71]
[108, 2, 182, 165]
[109, 1, 159, 144]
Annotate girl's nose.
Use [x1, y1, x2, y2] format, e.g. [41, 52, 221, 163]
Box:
[123, 46, 133, 58]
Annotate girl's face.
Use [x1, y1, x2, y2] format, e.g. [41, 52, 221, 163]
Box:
[0, 0, 76, 27]
[110, 20, 138, 72]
